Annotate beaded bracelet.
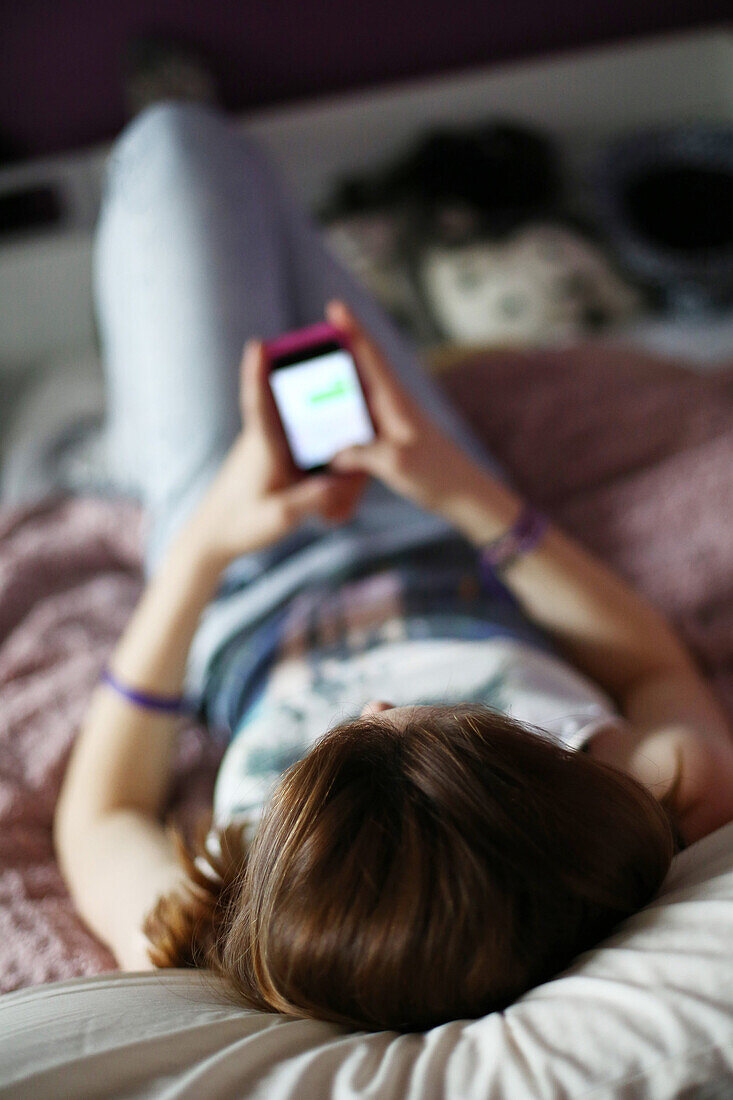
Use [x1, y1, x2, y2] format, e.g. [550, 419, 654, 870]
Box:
[100, 667, 187, 715]
[479, 503, 549, 576]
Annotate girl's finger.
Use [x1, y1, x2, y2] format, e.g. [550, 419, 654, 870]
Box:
[277, 472, 360, 524]
[329, 441, 392, 480]
[240, 339, 289, 445]
[325, 300, 412, 415]
[239, 339, 266, 422]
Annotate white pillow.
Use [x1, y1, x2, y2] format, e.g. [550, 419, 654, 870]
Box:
[2, 822, 733, 1099]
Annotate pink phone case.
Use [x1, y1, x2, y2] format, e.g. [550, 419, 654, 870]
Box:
[264, 321, 351, 361]
[263, 321, 372, 473]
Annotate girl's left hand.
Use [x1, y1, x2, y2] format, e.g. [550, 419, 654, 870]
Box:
[186, 338, 368, 570]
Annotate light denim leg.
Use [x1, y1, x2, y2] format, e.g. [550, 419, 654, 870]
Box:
[93, 102, 509, 699]
[94, 102, 297, 573]
[95, 102, 506, 573]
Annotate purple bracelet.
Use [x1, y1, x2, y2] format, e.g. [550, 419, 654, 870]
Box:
[479, 504, 549, 576]
[101, 668, 187, 714]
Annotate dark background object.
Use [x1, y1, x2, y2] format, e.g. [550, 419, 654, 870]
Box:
[321, 124, 561, 234]
[594, 126, 733, 312]
[0, 1, 730, 162]
[381, 125, 561, 215]
[0, 186, 64, 239]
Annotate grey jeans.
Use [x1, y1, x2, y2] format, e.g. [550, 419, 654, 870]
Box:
[93, 101, 506, 698]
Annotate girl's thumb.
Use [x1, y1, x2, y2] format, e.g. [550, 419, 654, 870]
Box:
[329, 445, 375, 474]
[278, 473, 354, 522]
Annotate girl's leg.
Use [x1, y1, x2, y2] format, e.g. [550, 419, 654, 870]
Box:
[94, 101, 295, 573]
[94, 101, 505, 578]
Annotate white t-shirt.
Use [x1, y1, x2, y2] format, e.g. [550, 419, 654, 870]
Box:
[213, 634, 625, 828]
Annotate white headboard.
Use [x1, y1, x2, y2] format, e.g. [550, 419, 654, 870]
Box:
[0, 25, 730, 372]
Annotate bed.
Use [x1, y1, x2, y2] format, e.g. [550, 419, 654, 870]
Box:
[1, 28, 733, 1100]
[1, 342, 733, 1096]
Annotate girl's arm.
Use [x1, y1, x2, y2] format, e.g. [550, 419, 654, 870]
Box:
[436, 472, 733, 844]
[54, 340, 366, 968]
[54, 530, 224, 968]
[328, 301, 733, 844]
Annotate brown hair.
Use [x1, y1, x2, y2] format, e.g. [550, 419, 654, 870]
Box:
[145, 705, 678, 1032]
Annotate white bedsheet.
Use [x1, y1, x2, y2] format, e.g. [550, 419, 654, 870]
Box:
[1, 821, 733, 1099]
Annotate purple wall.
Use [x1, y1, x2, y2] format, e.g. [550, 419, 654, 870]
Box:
[1, 1, 730, 161]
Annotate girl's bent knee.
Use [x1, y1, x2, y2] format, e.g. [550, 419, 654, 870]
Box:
[102, 100, 271, 217]
[105, 101, 216, 199]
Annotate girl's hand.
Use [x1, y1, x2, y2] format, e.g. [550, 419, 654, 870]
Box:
[326, 300, 489, 515]
[187, 338, 368, 569]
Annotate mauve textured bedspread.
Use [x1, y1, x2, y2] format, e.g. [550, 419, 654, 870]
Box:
[1, 345, 732, 994]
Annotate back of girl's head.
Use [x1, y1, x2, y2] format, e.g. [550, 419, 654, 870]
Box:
[181, 704, 674, 1032]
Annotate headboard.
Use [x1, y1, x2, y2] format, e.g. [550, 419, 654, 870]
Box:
[0, 25, 730, 373]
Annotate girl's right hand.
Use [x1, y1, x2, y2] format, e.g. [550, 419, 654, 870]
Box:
[326, 300, 491, 516]
[186, 336, 367, 571]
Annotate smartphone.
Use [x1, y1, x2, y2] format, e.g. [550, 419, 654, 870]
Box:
[265, 322, 376, 473]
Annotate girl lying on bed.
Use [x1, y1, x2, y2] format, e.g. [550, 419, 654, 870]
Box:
[54, 102, 733, 1034]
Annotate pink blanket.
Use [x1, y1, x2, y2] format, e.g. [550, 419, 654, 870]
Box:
[2, 344, 732, 993]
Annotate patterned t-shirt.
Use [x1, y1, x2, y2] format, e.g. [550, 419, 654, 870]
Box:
[205, 536, 626, 829]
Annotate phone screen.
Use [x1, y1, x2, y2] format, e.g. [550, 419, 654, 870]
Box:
[269, 340, 375, 470]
